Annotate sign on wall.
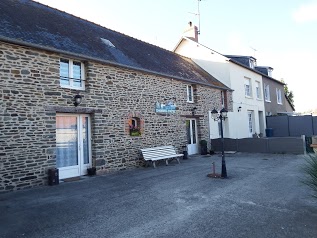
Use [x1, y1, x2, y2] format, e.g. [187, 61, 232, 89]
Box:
[155, 101, 176, 113]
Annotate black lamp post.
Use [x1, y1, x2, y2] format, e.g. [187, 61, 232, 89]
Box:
[211, 108, 228, 178]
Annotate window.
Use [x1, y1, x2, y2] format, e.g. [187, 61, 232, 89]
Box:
[60, 59, 85, 90]
[264, 84, 270, 102]
[268, 69, 272, 77]
[221, 90, 228, 108]
[276, 88, 282, 104]
[255, 81, 261, 99]
[244, 78, 252, 97]
[187, 85, 194, 103]
[129, 117, 141, 136]
[249, 59, 256, 69]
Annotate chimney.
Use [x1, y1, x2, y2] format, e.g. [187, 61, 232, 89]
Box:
[183, 21, 199, 42]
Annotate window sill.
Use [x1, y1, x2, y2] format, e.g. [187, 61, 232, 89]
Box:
[187, 101, 194, 103]
[245, 96, 253, 99]
[60, 85, 85, 91]
[265, 100, 271, 103]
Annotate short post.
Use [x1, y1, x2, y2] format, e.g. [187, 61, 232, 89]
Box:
[212, 162, 215, 174]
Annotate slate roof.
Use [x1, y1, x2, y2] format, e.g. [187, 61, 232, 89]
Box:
[223, 55, 284, 85]
[0, 0, 229, 90]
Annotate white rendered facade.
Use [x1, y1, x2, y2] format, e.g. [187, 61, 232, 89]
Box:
[174, 36, 266, 139]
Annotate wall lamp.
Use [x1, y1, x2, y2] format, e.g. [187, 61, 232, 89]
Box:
[191, 107, 197, 115]
[238, 106, 242, 112]
[73, 94, 83, 107]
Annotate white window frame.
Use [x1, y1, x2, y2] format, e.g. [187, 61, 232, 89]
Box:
[264, 84, 271, 102]
[268, 69, 272, 77]
[244, 78, 252, 98]
[60, 58, 85, 90]
[187, 85, 194, 103]
[255, 81, 261, 99]
[276, 88, 283, 104]
[220, 91, 224, 107]
[249, 59, 256, 69]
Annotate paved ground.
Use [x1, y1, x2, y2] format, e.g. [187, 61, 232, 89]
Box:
[1, 153, 317, 238]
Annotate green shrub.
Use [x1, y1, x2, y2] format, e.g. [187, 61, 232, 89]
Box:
[303, 154, 317, 198]
[200, 140, 207, 146]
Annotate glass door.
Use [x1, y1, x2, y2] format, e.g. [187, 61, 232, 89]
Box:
[56, 114, 91, 179]
[186, 119, 198, 155]
[247, 111, 254, 138]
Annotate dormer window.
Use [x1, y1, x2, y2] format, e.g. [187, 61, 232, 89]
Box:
[249, 59, 256, 69]
[60, 59, 85, 90]
[268, 68, 272, 77]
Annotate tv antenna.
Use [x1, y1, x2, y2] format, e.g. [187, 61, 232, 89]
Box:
[188, 0, 204, 34]
[250, 46, 257, 57]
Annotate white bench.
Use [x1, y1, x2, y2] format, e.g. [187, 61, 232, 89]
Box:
[141, 146, 183, 168]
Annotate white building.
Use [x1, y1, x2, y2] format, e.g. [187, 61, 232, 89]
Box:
[174, 23, 266, 139]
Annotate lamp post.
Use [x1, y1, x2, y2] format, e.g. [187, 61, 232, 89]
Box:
[211, 108, 228, 178]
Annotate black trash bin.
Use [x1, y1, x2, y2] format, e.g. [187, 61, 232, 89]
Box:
[265, 128, 274, 137]
[48, 168, 59, 186]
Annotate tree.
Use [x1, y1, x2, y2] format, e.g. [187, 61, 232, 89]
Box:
[281, 79, 294, 108]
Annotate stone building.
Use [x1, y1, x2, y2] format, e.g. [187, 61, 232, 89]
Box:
[0, 0, 232, 191]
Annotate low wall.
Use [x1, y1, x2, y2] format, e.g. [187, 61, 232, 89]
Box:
[211, 136, 306, 154]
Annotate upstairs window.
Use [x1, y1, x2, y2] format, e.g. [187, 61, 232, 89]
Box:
[255, 81, 261, 99]
[264, 84, 270, 102]
[187, 85, 194, 103]
[60, 59, 85, 90]
[276, 88, 282, 104]
[249, 59, 256, 69]
[268, 69, 272, 77]
[221, 90, 228, 108]
[244, 78, 252, 97]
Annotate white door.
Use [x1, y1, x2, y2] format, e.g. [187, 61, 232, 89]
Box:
[186, 119, 198, 155]
[247, 111, 254, 137]
[56, 114, 91, 179]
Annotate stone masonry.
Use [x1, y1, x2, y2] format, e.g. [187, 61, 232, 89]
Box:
[0, 41, 232, 192]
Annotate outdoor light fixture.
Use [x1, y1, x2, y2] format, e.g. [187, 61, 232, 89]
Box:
[73, 94, 82, 107]
[211, 108, 228, 178]
[191, 107, 197, 115]
[238, 106, 242, 112]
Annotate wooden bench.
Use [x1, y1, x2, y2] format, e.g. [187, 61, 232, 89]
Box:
[141, 146, 183, 168]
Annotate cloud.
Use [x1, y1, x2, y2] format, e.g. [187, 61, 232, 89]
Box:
[293, 2, 317, 23]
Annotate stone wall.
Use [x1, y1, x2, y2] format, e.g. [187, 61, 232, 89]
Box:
[0, 41, 231, 192]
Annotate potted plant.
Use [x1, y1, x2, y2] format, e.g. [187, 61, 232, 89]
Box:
[210, 144, 215, 155]
[200, 140, 208, 155]
[129, 125, 141, 136]
[87, 167, 96, 176]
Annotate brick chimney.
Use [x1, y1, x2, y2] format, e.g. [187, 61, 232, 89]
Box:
[183, 21, 199, 42]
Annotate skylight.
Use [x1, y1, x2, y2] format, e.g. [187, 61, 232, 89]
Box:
[100, 38, 115, 48]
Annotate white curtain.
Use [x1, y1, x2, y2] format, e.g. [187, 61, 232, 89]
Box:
[56, 116, 78, 168]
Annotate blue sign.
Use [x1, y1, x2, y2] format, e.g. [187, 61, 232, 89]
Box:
[155, 101, 176, 113]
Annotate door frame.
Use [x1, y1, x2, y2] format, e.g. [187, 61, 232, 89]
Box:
[247, 111, 254, 138]
[186, 118, 198, 155]
[56, 113, 92, 179]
